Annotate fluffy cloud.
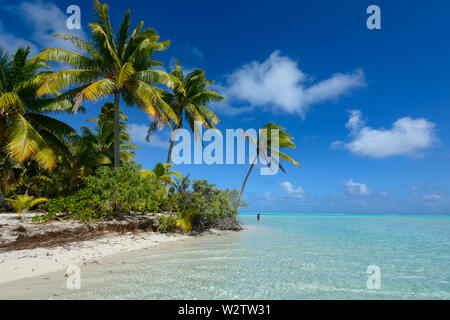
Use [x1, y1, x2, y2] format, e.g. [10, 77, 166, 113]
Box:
[332, 110, 437, 158]
[279, 181, 305, 198]
[129, 123, 169, 149]
[343, 179, 370, 195]
[19, 1, 86, 50]
[264, 192, 278, 201]
[213, 51, 364, 117]
[1, 1, 86, 54]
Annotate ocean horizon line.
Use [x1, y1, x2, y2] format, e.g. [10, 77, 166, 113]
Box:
[238, 212, 450, 217]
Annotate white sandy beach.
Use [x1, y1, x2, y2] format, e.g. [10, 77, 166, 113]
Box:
[0, 231, 189, 285]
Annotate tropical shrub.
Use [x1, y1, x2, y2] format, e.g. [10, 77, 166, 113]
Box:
[180, 179, 243, 231]
[157, 215, 178, 232]
[38, 163, 165, 220]
[33, 163, 242, 232]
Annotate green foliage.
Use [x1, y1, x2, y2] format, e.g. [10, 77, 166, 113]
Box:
[32, 165, 241, 232]
[178, 179, 243, 231]
[0, 46, 77, 171]
[176, 215, 192, 233]
[157, 215, 177, 232]
[38, 163, 165, 221]
[33, 194, 100, 222]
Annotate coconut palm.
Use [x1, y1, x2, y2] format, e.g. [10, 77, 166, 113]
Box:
[235, 122, 300, 214]
[35, 0, 182, 168]
[151, 60, 224, 163]
[82, 102, 138, 165]
[0, 46, 78, 209]
[141, 162, 182, 185]
[0, 46, 77, 170]
[5, 195, 48, 220]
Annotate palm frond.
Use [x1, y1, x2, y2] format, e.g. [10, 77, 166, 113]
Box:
[73, 78, 116, 111]
[0, 92, 24, 113]
[36, 69, 102, 96]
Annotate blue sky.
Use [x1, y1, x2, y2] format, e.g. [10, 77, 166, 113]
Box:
[1, 0, 449, 214]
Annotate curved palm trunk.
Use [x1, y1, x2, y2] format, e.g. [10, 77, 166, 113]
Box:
[235, 157, 257, 214]
[167, 131, 176, 164]
[113, 90, 120, 168]
[167, 113, 183, 164]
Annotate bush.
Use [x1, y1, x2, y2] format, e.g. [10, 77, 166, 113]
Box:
[182, 180, 242, 231]
[38, 164, 165, 221]
[34, 164, 243, 232]
[157, 215, 178, 232]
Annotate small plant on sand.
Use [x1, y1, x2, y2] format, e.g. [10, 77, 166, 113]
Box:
[157, 215, 178, 232]
[6, 195, 48, 220]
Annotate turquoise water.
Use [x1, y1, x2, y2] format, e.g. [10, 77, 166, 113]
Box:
[12, 214, 450, 299]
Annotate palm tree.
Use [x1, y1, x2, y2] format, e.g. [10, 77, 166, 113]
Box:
[141, 163, 182, 185]
[0, 46, 77, 210]
[5, 195, 48, 220]
[35, 0, 182, 168]
[0, 47, 77, 170]
[235, 122, 300, 214]
[61, 102, 138, 193]
[82, 102, 138, 165]
[152, 60, 224, 163]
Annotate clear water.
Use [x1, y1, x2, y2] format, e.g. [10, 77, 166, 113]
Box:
[8, 214, 450, 299]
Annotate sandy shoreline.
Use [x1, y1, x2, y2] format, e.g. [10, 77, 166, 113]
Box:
[0, 231, 190, 285]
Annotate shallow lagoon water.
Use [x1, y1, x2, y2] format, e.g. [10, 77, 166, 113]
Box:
[4, 214, 450, 299]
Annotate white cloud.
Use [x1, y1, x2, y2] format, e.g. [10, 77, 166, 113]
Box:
[333, 110, 437, 158]
[1, 1, 86, 54]
[214, 51, 364, 118]
[264, 192, 278, 201]
[210, 102, 254, 116]
[424, 193, 442, 201]
[279, 181, 305, 198]
[344, 179, 370, 195]
[129, 123, 169, 149]
[18, 1, 87, 51]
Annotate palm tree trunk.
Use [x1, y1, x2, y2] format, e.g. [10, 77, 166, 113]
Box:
[235, 158, 257, 214]
[167, 135, 176, 164]
[167, 113, 183, 164]
[113, 90, 120, 168]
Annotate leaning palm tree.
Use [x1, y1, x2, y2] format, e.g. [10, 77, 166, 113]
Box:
[5, 195, 48, 220]
[150, 60, 224, 163]
[35, 0, 181, 168]
[235, 122, 300, 214]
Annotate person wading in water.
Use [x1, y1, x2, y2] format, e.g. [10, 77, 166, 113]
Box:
[257, 213, 261, 221]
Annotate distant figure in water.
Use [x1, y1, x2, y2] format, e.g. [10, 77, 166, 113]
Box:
[257, 213, 261, 221]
